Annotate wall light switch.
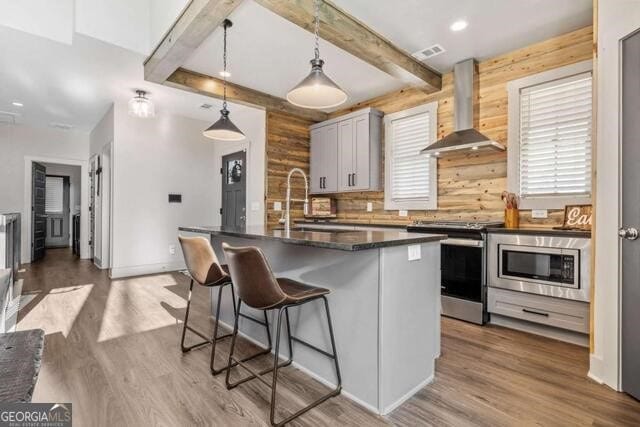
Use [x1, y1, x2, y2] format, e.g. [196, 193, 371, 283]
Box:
[531, 209, 548, 219]
[251, 201, 260, 211]
[408, 245, 421, 261]
[169, 245, 176, 255]
[274, 201, 282, 211]
[399, 210, 408, 217]
[366, 202, 373, 212]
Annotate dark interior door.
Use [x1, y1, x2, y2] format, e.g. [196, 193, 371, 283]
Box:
[31, 162, 46, 261]
[621, 28, 640, 401]
[45, 176, 70, 248]
[221, 151, 246, 228]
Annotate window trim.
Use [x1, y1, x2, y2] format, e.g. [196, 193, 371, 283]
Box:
[507, 60, 593, 210]
[384, 101, 438, 211]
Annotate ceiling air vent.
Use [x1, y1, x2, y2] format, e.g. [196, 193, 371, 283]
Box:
[49, 122, 74, 130]
[413, 44, 446, 61]
[200, 103, 214, 110]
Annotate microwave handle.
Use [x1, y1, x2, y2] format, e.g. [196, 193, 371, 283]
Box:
[441, 238, 483, 248]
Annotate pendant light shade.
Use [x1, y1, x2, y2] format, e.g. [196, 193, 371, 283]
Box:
[286, 58, 348, 109]
[286, 0, 348, 110]
[128, 90, 155, 118]
[203, 108, 245, 141]
[203, 19, 245, 141]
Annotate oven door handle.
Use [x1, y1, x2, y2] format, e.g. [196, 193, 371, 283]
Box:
[441, 238, 484, 248]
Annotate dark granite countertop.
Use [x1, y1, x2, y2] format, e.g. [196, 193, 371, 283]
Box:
[487, 227, 591, 238]
[179, 225, 446, 251]
[295, 219, 407, 229]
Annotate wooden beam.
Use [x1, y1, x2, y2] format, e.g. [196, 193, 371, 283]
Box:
[165, 68, 329, 122]
[253, 0, 442, 92]
[144, 0, 244, 83]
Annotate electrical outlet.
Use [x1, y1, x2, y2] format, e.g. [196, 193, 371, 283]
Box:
[366, 202, 373, 212]
[408, 245, 421, 261]
[399, 210, 408, 217]
[274, 201, 282, 211]
[169, 244, 176, 255]
[531, 209, 548, 219]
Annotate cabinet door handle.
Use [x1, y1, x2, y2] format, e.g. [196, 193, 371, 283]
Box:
[348, 173, 353, 187]
[322, 177, 326, 189]
[522, 308, 549, 317]
[352, 172, 356, 186]
[319, 177, 323, 189]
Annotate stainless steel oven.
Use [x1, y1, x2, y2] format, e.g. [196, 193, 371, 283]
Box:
[488, 233, 591, 302]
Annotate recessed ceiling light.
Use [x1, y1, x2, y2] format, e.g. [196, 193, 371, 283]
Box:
[471, 145, 479, 150]
[12, 102, 23, 107]
[219, 70, 231, 78]
[450, 20, 468, 32]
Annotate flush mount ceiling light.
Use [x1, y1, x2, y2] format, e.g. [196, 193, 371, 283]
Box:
[203, 19, 245, 141]
[286, 0, 348, 109]
[219, 70, 231, 78]
[450, 20, 468, 32]
[128, 90, 155, 118]
[12, 101, 23, 107]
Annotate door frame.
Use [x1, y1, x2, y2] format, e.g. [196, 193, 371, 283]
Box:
[592, 2, 640, 391]
[23, 156, 90, 262]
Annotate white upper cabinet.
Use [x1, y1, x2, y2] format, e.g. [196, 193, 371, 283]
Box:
[309, 108, 382, 194]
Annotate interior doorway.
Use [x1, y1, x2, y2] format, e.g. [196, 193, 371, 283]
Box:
[221, 150, 247, 228]
[29, 162, 82, 261]
[89, 144, 112, 270]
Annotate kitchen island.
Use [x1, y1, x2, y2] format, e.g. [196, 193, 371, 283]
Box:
[179, 225, 445, 415]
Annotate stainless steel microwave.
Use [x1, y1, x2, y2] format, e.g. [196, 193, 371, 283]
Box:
[488, 233, 591, 302]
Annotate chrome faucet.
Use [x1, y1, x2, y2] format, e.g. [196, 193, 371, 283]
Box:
[280, 168, 309, 230]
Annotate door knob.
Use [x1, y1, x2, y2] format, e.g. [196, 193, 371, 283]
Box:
[618, 227, 639, 240]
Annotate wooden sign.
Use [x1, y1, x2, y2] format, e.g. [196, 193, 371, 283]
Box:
[562, 204, 593, 230]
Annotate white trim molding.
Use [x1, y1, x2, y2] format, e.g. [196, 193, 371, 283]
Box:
[384, 102, 438, 211]
[507, 60, 593, 210]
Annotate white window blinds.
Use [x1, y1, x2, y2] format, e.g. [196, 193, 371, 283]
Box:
[390, 111, 433, 201]
[45, 176, 64, 213]
[519, 72, 592, 197]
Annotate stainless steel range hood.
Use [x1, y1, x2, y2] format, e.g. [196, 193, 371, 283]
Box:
[420, 59, 505, 156]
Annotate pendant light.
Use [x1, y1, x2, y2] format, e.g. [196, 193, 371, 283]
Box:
[286, 0, 348, 109]
[203, 19, 245, 141]
[128, 90, 155, 118]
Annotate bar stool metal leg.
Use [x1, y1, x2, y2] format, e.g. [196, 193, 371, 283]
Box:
[225, 301, 294, 390]
[210, 283, 237, 374]
[269, 297, 341, 427]
[181, 279, 211, 352]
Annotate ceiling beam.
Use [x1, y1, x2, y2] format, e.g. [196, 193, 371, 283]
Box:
[144, 0, 244, 84]
[253, 0, 442, 92]
[165, 68, 329, 122]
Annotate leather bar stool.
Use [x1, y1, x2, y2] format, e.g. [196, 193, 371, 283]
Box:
[221, 243, 342, 427]
[178, 236, 272, 375]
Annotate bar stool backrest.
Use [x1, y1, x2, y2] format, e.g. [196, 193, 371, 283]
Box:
[222, 243, 287, 310]
[178, 235, 226, 286]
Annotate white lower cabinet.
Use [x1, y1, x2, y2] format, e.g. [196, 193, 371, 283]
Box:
[488, 287, 589, 334]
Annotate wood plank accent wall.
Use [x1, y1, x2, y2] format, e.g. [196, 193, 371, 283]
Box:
[264, 26, 593, 227]
[265, 111, 314, 227]
[323, 26, 594, 226]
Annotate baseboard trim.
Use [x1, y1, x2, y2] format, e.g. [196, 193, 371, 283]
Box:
[214, 317, 382, 415]
[381, 370, 434, 415]
[110, 261, 186, 279]
[588, 354, 605, 384]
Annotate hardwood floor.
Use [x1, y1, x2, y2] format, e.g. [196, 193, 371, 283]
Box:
[16, 249, 640, 426]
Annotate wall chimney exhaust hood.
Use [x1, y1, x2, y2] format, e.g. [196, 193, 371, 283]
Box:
[421, 59, 505, 156]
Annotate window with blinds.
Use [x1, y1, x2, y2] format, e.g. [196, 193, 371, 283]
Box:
[518, 72, 592, 198]
[45, 176, 64, 213]
[384, 102, 437, 210]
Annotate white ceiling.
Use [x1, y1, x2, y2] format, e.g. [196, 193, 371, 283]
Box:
[0, 0, 593, 131]
[331, 0, 593, 72]
[183, 0, 408, 111]
[185, 0, 592, 111]
[0, 25, 252, 132]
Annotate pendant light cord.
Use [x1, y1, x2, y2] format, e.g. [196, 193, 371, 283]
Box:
[223, 21, 228, 111]
[313, 0, 320, 60]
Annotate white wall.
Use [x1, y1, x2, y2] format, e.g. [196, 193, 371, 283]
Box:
[0, 0, 74, 44]
[0, 123, 90, 261]
[591, 0, 640, 389]
[149, 0, 189, 49]
[109, 103, 265, 278]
